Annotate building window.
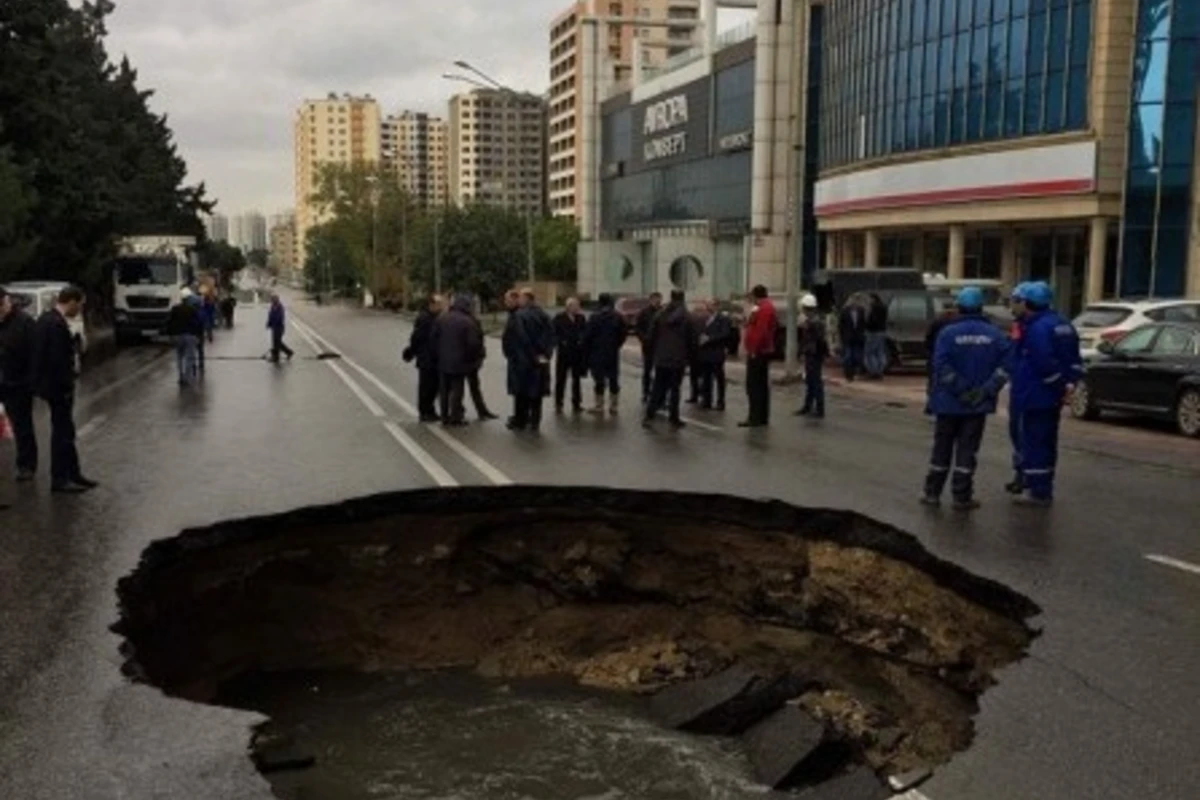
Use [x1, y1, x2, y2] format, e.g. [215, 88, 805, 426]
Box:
[819, 0, 1092, 169]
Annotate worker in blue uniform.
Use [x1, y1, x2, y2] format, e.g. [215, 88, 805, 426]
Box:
[1004, 282, 1032, 494]
[921, 287, 1011, 511]
[1009, 281, 1083, 507]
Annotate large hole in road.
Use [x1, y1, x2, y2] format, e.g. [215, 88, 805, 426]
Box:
[113, 487, 1039, 798]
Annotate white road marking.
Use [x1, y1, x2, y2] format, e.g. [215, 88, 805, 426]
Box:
[292, 317, 513, 486]
[77, 414, 109, 440]
[292, 321, 457, 487]
[78, 351, 168, 412]
[679, 415, 724, 432]
[894, 792, 934, 800]
[1144, 553, 1200, 577]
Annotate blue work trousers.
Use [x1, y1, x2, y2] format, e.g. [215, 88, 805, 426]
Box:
[1020, 407, 1062, 500]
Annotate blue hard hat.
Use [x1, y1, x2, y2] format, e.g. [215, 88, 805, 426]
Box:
[1025, 281, 1053, 308]
[956, 286, 985, 311]
[1011, 282, 1031, 301]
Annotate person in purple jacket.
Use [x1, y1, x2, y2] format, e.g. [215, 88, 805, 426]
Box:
[266, 294, 294, 364]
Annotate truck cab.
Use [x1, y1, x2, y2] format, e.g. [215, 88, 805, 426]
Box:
[112, 236, 196, 344]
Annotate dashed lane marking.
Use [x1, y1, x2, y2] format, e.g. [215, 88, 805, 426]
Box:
[77, 414, 109, 441]
[292, 317, 513, 486]
[77, 351, 168, 413]
[293, 320, 457, 487]
[1144, 553, 1200, 577]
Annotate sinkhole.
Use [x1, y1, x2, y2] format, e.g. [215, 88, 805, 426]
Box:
[113, 487, 1039, 798]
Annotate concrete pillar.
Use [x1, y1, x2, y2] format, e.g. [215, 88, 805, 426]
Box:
[1001, 229, 1019, 288]
[948, 224, 966, 280]
[750, 0, 780, 232]
[1087, 217, 1108, 303]
[864, 230, 880, 269]
[702, 0, 718, 56]
[912, 234, 927, 272]
[631, 32, 642, 88]
[769, 0, 797, 237]
[824, 233, 836, 269]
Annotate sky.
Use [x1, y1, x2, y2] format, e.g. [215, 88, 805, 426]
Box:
[101, 0, 755, 219]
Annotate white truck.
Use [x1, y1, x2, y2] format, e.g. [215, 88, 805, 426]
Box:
[112, 235, 197, 344]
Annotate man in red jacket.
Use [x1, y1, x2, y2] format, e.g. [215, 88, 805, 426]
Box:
[739, 284, 778, 428]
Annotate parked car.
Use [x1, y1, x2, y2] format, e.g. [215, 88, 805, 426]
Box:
[1070, 321, 1200, 438]
[1, 281, 88, 374]
[1072, 299, 1200, 360]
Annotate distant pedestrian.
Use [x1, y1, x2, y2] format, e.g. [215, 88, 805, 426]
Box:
[266, 294, 294, 363]
[696, 299, 731, 411]
[552, 297, 587, 414]
[503, 289, 555, 432]
[920, 287, 1010, 511]
[30, 286, 97, 494]
[794, 293, 829, 418]
[219, 293, 237, 328]
[0, 287, 39, 483]
[643, 290, 696, 430]
[166, 288, 204, 386]
[430, 294, 484, 426]
[634, 292, 663, 404]
[582, 293, 626, 415]
[404, 294, 443, 422]
[1009, 281, 1082, 507]
[864, 292, 889, 378]
[201, 290, 218, 343]
[739, 285, 778, 428]
[464, 303, 499, 422]
[185, 289, 208, 373]
[838, 296, 867, 381]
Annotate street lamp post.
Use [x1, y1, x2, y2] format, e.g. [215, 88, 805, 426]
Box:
[365, 175, 380, 307]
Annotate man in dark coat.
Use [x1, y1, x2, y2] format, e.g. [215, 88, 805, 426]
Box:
[838, 295, 867, 381]
[634, 292, 663, 404]
[0, 288, 38, 482]
[165, 288, 204, 386]
[581, 293, 626, 415]
[552, 297, 587, 413]
[696, 299, 732, 411]
[503, 289, 555, 432]
[643, 290, 696, 430]
[685, 303, 707, 404]
[464, 305, 498, 422]
[30, 286, 97, 494]
[430, 294, 484, 426]
[404, 294, 443, 422]
[864, 292, 890, 378]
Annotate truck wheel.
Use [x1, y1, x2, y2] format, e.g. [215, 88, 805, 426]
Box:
[1176, 388, 1200, 438]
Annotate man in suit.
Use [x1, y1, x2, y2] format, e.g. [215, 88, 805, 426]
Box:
[30, 286, 97, 494]
[0, 287, 38, 483]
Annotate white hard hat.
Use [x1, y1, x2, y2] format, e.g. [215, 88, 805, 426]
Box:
[800, 293, 818, 309]
[180, 287, 193, 298]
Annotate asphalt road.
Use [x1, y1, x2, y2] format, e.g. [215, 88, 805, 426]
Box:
[1, 296, 1197, 800]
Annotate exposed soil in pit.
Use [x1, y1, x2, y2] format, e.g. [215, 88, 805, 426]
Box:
[113, 487, 1039, 794]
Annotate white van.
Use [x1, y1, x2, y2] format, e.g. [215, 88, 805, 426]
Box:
[1, 281, 89, 374]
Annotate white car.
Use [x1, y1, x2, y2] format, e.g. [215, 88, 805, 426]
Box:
[2, 281, 89, 373]
[1073, 299, 1200, 360]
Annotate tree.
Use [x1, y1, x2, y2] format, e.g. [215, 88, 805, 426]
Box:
[532, 216, 580, 282]
[197, 240, 246, 288]
[246, 248, 270, 269]
[303, 223, 359, 294]
[0, 126, 36, 282]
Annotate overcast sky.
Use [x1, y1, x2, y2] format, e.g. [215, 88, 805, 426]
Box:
[102, 0, 754, 218]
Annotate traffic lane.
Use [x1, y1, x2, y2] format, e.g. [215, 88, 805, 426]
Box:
[293, 303, 1200, 799]
[0, 309, 442, 800]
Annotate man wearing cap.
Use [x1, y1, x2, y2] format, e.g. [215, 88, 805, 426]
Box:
[794, 293, 829, 418]
[1009, 281, 1082, 507]
[920, 286, 1010, 511]
[165, 288, 204, 385]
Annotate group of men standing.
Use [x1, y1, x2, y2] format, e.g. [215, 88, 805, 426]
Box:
[0, 285, 97, 506]
[921, 280, 1081, 510]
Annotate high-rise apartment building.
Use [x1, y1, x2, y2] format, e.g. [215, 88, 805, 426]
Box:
[448, 89, 547, 217]
[269, 219, 299, 277]
[548, 0, 702, 221]
[203, 213, 229, 243]
[382, 111, 449, 209]
[229, 211, 267, 253]
[293, 93, 382, 265]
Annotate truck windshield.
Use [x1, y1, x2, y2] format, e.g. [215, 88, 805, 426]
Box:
[117, 257, 178, 286]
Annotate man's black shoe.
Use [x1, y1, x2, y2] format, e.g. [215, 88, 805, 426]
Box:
[738, 420, 766, 428]
[506, 419, 525, 431]
[478, 411, 499, 421]
[419, 414, 441, 423]
[794, 407, 811, 416]
[72, 477, 99, 490]
[51, 483, 87, 495]
[669, 419, 686, 430]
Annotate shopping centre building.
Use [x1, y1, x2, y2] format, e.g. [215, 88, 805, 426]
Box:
[579, 0, 1200, 314]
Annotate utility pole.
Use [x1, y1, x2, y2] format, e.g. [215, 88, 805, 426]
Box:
[433, 214, 442, 294]
[782, 1, 805, 377]
[526, 212, 535, 284]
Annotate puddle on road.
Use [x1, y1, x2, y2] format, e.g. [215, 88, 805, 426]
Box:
[224, 670, 770, 800]
[113, 487, 1040, 797]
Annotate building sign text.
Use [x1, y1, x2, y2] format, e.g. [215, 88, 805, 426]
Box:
[718, 129, 752, 152]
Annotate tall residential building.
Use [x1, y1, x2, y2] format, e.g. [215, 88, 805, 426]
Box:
[448, 89, 547, 217]
[293, 93, 382, 265]
[269, 219, 299, 276]
[382, 111, 449, 209]
[548, 0, 702, 221]
[203, 212, 229, 243]
[229, 211, 267, 253]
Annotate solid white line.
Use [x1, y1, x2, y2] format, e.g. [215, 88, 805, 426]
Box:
[78, 351, 168, 411]
[293, 317, 513, 486]
[293, 320, 457, 487]
[1145, 554, 1200, 577]
[77, 413, 109, 440]
[680, 415, 724, 432]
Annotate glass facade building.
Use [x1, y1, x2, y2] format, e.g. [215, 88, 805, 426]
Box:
[820, 0, 1093, 169]
[1119, 0, 1199, 298]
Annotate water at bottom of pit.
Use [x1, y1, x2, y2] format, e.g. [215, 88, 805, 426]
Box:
[223, 669, 774, 800]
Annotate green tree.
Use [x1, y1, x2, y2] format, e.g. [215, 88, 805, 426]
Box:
[532, 216, 580, 282]
[246, 248, 270, 269]
[303, 223, 359, 294]
[0, 126, 36, 282]
[197, 240, 246, 288]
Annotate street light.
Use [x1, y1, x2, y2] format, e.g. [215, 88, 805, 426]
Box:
[365, 174, 381, 307]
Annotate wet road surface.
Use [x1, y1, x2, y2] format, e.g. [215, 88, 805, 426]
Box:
[1, 295, 1198, 799]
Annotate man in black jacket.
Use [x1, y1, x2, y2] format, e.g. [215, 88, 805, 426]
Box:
[430, 294, 484, 426]
[504, 289, 555, 432]
[0, 288, 39, 482]
[30, 286, 96, 494]
[552, 297, 587, 414]
[403, 294, 443, 422]
[643, 290, 696, 430]
[634, 292, 663, 404]
[696, 299, 732, 411]
[581, 293, 626, 414]
[864, 292, 890, 378]
[165, 288, 204, 386]
[838, 295, 867, 381]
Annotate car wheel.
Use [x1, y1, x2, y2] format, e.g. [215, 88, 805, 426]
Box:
[1070, 378, 1101, 421]
[1176, 388, 1200, 438]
